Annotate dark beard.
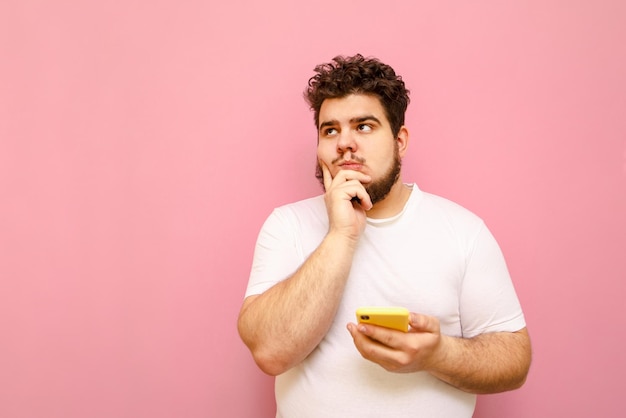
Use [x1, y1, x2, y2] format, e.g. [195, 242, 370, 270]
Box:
[315, 145, 402, 206]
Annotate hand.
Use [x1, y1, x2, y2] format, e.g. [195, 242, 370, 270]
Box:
[320, 161, 372, 241]
[347, 312, 443, 373]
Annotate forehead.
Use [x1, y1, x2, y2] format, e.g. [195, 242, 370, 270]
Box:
[318, 94, 388, 126]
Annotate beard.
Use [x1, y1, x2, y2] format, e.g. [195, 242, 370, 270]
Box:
[315, 144, 402, 206]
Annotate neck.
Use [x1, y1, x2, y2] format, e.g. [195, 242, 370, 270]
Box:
[366, 179, 412, 219]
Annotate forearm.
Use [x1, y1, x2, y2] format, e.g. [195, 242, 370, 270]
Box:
[238, 232, 357, 375]
[428, 328, 531, 394]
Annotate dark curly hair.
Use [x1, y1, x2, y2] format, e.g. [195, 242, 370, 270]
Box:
[304, 54, 410, 138]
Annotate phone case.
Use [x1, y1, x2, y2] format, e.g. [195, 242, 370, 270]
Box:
[356, 306, 410, 332]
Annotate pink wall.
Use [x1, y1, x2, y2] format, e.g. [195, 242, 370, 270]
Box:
[1, 1, 625, 417]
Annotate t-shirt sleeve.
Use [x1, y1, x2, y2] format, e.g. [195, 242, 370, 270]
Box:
[244, 208, 303, 298]
[459, 223, 526, 337]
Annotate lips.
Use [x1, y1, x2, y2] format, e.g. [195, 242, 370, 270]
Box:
[337, 158, 365, 169]
[339, 162, 363, 170]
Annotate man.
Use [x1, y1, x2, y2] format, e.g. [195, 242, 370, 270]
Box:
[238, 54, 531, 417]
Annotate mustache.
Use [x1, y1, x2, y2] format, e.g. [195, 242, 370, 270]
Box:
[315, 155, 367, 186]
[331, 155, 366, 165]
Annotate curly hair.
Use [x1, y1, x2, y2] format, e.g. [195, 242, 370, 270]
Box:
[304, 54, 410, 137]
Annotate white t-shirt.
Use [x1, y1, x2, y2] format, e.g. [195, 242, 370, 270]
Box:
[245, 184, 526, 418]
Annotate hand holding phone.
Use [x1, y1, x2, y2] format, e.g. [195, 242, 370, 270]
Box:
[356, 306, 410, 332]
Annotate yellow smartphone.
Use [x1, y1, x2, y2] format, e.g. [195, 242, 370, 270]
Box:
[356, 306, 410, 332]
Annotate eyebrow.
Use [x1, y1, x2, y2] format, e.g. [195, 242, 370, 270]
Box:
[318, 115, 382, 131]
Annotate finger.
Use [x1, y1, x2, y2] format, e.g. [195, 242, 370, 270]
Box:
[348, 323, 405, 370]
[351, 185, 373, 210]
[338, 179, 373, 210]
[333, 169, 372, 185]
[347, 323, 386, 353]
[354, 322, 402, 349]
[320, 160, 333, 191]
[409, 313, 439, 333]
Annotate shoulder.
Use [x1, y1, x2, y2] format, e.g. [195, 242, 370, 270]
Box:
[413, 187, 483, 226]
[404, 186, 487, 247]
[263, 195, 328, 231]
[273, 194, 326, 219]
[422, 192, 481, 220]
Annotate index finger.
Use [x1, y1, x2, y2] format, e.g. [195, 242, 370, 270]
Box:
[350, 321, 404, 353]
[319, 160, 333, 191]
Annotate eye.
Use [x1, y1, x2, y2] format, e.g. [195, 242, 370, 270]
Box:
[357, 124, 372, 133]
[322, 127, 338, 136]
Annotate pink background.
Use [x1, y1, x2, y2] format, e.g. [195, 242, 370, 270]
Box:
[1, 1, 625, 417]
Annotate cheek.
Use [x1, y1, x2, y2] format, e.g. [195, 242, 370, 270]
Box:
[316, 143, 332, 162]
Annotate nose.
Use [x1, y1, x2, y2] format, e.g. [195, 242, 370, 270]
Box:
[336, 131, 357, 154]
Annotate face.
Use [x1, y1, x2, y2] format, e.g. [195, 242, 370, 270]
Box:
[315, 94, 407, 205]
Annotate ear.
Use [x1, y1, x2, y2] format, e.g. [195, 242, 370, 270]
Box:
[396, 126, 410, 158]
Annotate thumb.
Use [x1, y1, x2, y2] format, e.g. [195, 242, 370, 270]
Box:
[409, 313, 439, 333]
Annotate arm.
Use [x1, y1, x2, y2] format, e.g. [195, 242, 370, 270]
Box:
[347, 313, 531, 394]
[238, 164, 372, 376]
[238, 232, 357, 376]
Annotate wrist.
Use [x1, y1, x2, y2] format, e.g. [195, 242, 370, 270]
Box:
[325, 229, 361, 251]
[424, 334, 453, 375]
